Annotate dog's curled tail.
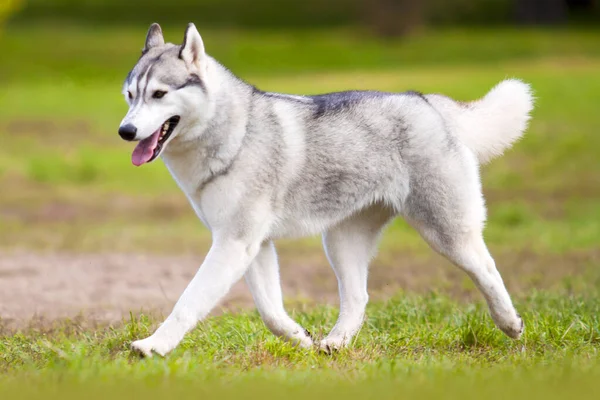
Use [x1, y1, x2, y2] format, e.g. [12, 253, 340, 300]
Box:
[426, 79, 534, 164]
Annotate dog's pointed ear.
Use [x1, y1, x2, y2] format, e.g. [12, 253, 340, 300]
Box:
[179, 23, 206, 69]
[143, 23, 164, 53]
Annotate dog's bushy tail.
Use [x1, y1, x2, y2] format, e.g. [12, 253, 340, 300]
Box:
[426, 79, 534, 164]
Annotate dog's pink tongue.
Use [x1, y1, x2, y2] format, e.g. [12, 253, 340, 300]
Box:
[131, 130, 160, 166]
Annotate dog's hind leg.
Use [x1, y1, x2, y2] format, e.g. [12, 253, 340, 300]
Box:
[320, 205, 393, 352]
[402, 153, 523, 339]
[410, 223, 523, 338]
[245, 241, 313, 348]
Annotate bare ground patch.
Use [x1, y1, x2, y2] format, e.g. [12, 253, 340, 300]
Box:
[0, 248, 597, 331]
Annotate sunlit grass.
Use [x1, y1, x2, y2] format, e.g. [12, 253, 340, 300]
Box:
[1, 292, 599, 397]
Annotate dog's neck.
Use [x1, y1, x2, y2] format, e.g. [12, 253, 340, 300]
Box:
[160, 59, 253, 195]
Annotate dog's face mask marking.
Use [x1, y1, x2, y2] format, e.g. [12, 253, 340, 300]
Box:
[119, 23, 208, 166]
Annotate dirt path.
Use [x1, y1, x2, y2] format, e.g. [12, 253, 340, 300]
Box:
[0, 250, 440, 329]
[0, 249, 596, 330]
[0, 252, 279, 328]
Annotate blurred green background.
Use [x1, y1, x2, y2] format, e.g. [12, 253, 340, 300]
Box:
[1, 0, 598, 257]
[1, 0, 599, 284]
[1, 0, 600, 394]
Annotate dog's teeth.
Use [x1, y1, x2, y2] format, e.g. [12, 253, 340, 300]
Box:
[158, 120, 172, 140]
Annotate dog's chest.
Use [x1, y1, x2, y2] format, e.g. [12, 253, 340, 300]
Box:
[161, 154, 213, 222]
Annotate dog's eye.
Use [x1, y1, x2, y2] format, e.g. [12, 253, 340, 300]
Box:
[127, 91, 133, 100]
[153, 90, 167, 99]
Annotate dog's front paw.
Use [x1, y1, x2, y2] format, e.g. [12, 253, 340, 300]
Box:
[288, 328, 314, 349]
[131, 336, 172, 358]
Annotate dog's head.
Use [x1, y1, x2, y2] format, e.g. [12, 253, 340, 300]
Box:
[119, 23, 212, 166]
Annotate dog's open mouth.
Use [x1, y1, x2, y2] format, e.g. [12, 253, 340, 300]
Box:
[131, 116, 180, 166]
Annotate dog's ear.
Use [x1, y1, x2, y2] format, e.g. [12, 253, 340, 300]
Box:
[179, 23, 206, 70]
[143, 23, 164, 53]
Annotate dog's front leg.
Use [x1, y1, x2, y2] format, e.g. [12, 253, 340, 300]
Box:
[131, 239, 260, 357]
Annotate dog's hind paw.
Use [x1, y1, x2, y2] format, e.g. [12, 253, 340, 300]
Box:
[493, 310, 524, 340]
[131, 337, 170, 358]
[318, 337, 348, 355]
[501, 313, 524, 339]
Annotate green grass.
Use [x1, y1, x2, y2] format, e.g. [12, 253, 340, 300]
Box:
[2, 292, 600, 397]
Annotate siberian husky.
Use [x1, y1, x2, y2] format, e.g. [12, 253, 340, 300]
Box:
[119, 23, 534, 356]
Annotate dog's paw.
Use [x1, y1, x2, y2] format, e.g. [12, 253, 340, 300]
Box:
[131, 337, 171, 358]
[501, 313, 524, 339]
[287, 328, 314, 349]
[493, 311, 524, 340]
[318, 337, 348, 355]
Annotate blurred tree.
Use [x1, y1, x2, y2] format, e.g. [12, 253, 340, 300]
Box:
[565, 0, 598, 22]
[364, 0, 425, 37]
[7, 0, 600, 29]
[566, 0, 595, 8]
[0, 0, 24, 32]
[516, 0, 567, 24]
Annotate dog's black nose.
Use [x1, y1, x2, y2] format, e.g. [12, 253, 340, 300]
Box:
[118, 124, 137, 141]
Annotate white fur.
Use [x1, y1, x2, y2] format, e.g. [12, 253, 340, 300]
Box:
[427, 79, 534, 164]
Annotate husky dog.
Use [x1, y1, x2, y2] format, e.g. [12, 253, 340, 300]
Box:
[119, 23, 534, 357]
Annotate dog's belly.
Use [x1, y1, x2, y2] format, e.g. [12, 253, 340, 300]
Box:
[268, 185, 402, 240]
[268, 213, 347, 239]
